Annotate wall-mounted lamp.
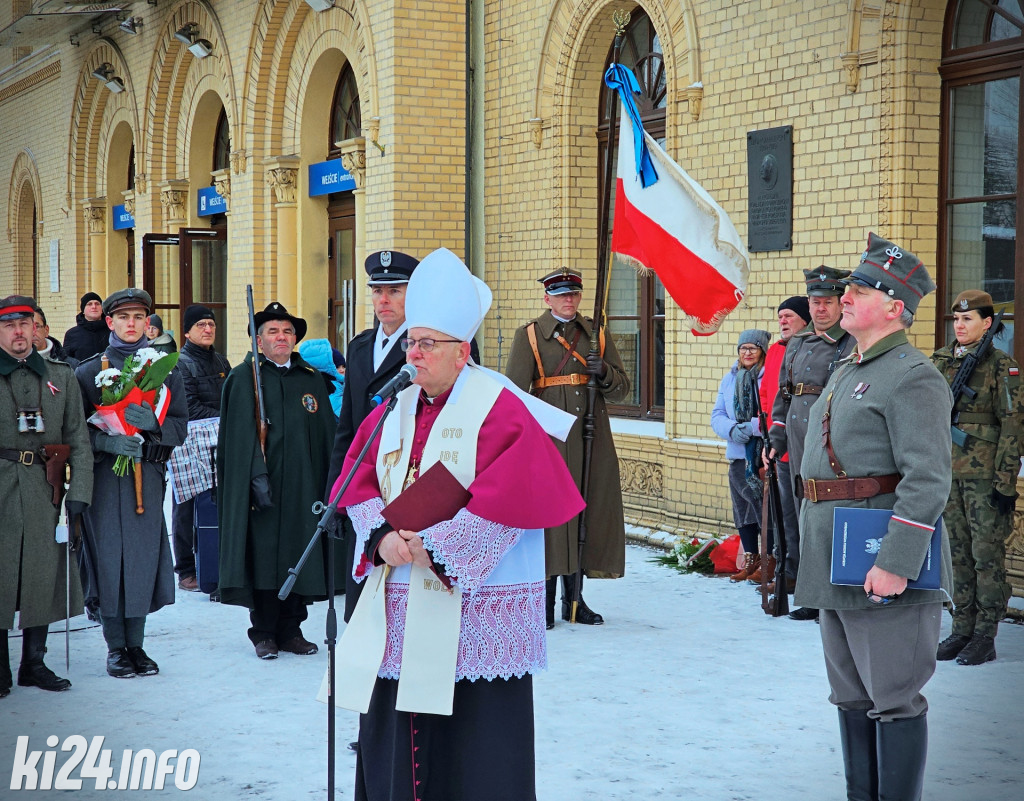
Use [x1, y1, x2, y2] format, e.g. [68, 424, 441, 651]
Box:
[304, 0, 335, 11]
[91, 63, 125, 94]
[174, 23, 213, 58]
[119, 17, 142, 35]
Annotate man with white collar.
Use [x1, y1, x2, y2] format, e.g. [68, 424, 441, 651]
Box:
[334, 248, 582, 801]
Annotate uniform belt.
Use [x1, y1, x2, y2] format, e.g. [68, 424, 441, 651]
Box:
[532, 374, 587, 390]
[802, 473, 900, 503]
[0, 447, 44, 467]
[788, 382, 825, 396]
[952, 411, 998, 425]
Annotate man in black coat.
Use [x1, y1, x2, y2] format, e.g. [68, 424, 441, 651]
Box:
[62, 292, 110, 362]
[324, 250, 419, 621]
[170, 305, 230, 590]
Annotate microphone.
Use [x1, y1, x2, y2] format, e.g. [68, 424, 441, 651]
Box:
[370, 364, 418, 407]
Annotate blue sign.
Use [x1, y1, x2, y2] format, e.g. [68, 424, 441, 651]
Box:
[112, 204, 135, 231]
[308, 159, 355, 196]
[197, 185, 227, 216]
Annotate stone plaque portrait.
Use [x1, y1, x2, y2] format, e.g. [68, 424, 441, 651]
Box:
[747, 126, 793, 252]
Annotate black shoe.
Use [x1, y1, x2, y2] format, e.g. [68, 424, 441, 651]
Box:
[347, 741, 358, 752]
[106, 648, 137, 678]
[127, 647, 159, 676]
[279, 635, 318, 656]
[936, 633, 971, 661]
[956, 634, 996, 666]
[788, 607, 819, 622]
[0, 686, 9, 698]
[17, 662, 71, 692]
[561, 599, 604, 625]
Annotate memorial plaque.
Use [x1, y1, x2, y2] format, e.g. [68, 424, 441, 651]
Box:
[747, 126, 793, 252]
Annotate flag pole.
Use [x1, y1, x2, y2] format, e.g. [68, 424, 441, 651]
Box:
[571, 8, 631, 623]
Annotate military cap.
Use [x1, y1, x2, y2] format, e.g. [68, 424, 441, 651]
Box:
[365, 250, 418, 285]
[737, 329, 771, 352]
[540, 267, 584, 296]
[102, 287, 152, 316]
[803, 265, 851, 297]
[951, 289, 994, 314]
[0, 295, 37, 321]
[847, 232, 935, 314]
[250, 301, 308, 343]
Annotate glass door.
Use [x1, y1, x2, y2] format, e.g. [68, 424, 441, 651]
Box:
[328, 197, 357, 351]
[180, 227, 228, 352]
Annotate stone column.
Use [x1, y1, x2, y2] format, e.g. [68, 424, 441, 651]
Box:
[338, 136, 367, 271]
[159, 179, 189, 228]
[83, 197, 108, 295]
[264, 155, 300, 309]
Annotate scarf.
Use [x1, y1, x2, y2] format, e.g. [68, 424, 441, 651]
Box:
[733, 365, 764, 503]
[108, 332, 151, 355]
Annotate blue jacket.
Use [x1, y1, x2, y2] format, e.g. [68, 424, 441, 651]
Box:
[710, 360, 764, 460]
[298, 339, 345, 417]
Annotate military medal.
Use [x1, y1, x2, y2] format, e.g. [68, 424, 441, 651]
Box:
[851, 382, 869, 399]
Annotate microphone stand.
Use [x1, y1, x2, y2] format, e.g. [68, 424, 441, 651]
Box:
[279, 393, 399, 801]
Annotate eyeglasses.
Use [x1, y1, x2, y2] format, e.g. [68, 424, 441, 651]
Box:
[738, 346, 762, 354]
[192, 321, 216, 329]
[401, 337, 461, 353]
[865, 591, 897, 605]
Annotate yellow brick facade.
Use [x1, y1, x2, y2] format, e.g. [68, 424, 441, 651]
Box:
[1, 0, 1022, 593]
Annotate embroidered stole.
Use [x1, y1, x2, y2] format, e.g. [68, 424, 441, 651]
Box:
[332, 367, 502, 715]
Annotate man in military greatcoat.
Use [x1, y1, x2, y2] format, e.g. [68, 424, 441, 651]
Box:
[323, 250, 419, 622]
[76, 288, 188, 679]
[931, 289, 1023, 666]
[768, 265, 856, 621]
[796, 233, 953, 801]
[1, 296, 93, 696]
[218, 302, 336, 659]
[505, 267, 630, 627]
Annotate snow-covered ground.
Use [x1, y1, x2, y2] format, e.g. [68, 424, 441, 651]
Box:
[3, 540, 1022, 800]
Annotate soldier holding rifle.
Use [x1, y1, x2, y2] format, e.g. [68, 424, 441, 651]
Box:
[217, 300, 336, 660]
[1, 295, 92, 696]
[930, 290, 1023, 666]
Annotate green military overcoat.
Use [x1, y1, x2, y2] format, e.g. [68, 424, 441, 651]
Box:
[0, 350, 93, 629]
[505, 311, 629, 578]
[795, 331, 954, 611]
[217, 353, 336, 608]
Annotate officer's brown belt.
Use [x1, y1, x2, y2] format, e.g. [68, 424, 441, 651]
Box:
[532, 373, 587, 390]
[786, 382, 826, 397]
[802, 474, 900, 503]
[0, 447, 43, 467]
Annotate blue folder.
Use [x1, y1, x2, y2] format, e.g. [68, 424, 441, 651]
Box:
[831, 507, 941, 590]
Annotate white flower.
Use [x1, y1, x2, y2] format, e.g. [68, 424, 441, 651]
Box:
[94, 368, 122, 388]
[135, 347, 164, 366]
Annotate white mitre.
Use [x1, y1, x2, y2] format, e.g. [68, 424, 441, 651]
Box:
[404, 247, 574, 441]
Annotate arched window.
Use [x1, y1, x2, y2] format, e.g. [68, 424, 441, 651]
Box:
[598, 11, 666, 418]
[329, 63, 362, 157]
[213, 108, 230, 173]
[939, 0, 1023, 356]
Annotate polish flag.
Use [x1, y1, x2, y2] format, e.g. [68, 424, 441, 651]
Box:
[609, 72, 749, 335]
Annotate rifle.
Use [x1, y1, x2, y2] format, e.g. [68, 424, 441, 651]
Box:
[949, 309, 1004, 449]
[247, 285, 270, 455]
[754, 389, 789, 617]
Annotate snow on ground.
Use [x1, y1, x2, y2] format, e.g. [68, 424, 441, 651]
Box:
[3, 542, 1023, 800]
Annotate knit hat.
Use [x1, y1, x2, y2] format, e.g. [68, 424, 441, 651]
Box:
[183, 304, 215, 333]
[80, 291, 102, 311]
[737, 329, 771, 352]
[147, 314, 164, 333]
[777, 296, 810, 324]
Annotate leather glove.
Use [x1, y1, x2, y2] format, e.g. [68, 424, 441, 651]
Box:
[586, 352, 607, 379]
[65, 500, 88, 519]
[729, 422, 753, 444]
[95, 433, 143, 458]
[250, 474, 274, 512]
[991, 489, 1017, 516]
[124, 402, 159, 432]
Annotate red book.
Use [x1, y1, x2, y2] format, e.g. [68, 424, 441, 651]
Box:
[381, 461, 472, 533]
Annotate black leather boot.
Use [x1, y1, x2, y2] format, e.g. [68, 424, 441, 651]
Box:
[876, 714, 927, 801]
[545, 578, 556, 630]
[1, 632, 12, 698]
[955, 634, 996, 665]
[561, 574, 604, 625]
[106, 649, 137, 679]
[838, 708, 878, 801]
[17, 626, 71, 692]
[936, 633, 971, 661]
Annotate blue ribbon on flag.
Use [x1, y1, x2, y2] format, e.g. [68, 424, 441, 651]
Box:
[604, 64, 659, 188]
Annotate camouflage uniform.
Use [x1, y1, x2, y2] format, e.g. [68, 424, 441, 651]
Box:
[931, 339, 1023, 639]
